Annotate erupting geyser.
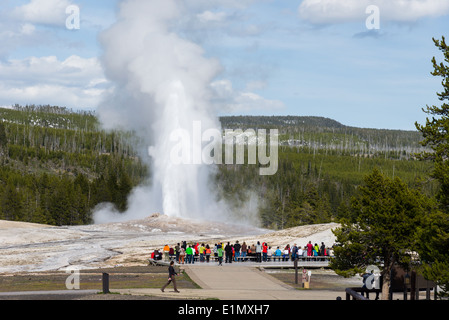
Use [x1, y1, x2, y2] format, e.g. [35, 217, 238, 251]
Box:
[93, 0, 257, 224]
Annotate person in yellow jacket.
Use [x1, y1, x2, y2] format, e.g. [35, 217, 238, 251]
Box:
[199, 243, 205, 262]
[313, 243, 319, 257]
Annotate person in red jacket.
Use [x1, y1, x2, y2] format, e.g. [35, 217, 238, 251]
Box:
[307, 241, 313, 257]
[262, 242, 268, 262]
[194, 242, 199, 260]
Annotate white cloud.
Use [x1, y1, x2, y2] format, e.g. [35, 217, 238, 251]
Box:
[245, 80, 267, 91]
[0, 55, 109, 109]
[186, 0, 257, 11]
[13, 0, 73, 27]
[211, 79, 284, 113]
[0, 0, 78, 58]
[197, 10, 228, 23]
[0, 19, 47, 58]
[20, 23, 36, 35]
[298, 0, 449, 24]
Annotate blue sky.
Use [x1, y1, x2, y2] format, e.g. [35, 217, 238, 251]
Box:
[0, 0, 448, 130]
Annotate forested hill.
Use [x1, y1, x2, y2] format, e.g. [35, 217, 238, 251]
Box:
[217, 115, 435, 229]
[0, 105, 147, 225]
[0, 106, 434, 228]
[220, 115, 425, 159]
[220, 115, 346, 129]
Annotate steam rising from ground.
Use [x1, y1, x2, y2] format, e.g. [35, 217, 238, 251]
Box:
[93, 0, 259, 225]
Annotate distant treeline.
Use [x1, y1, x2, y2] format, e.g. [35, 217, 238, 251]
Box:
[220, 115, 427, 160]
[0, 106, 435, 228]
[217, 116, 435, 229]
[215, 146, 436, 230]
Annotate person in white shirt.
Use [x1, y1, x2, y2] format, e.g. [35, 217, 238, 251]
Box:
[267, 246, 273, 261]
[297, 246, 304, 259]
[255, 241, 262, 263]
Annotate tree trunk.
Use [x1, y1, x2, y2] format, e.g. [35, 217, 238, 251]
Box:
[381, 257, 395, 300]
[382, 274, 390, 300]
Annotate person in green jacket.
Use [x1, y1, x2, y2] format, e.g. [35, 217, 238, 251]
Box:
[217, 244, 224, 266]
[186, 245, 194, 264]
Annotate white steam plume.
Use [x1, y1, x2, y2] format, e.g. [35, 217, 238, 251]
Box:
[93, 0, 257, 224]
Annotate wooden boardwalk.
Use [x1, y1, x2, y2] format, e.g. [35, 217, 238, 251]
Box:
[150, 256, 331, 268]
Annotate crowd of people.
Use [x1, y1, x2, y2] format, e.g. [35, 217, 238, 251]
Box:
[150, 240, 335, 265]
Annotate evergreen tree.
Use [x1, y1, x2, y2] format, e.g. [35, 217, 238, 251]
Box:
[0, 121, 7, 148]
[416, 36, 449, 209]
[330, 169, 435, 300]
[415, 36, 449, 296]
[0, 182, 23, 221]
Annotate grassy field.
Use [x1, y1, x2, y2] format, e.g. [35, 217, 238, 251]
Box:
[0, 266, 200, 293]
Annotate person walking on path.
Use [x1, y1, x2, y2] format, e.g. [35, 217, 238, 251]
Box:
[161, 261, 180, 293]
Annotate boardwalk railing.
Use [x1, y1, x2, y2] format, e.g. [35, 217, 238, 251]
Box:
[151, 255, 332, 268]
[259, 256, 331, 267]
[345, 288, 371, 300]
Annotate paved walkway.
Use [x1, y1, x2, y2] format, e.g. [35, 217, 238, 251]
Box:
[117, 265, 343, 300]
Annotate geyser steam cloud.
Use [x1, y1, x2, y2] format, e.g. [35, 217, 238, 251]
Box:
[93, 0, 260, 224]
